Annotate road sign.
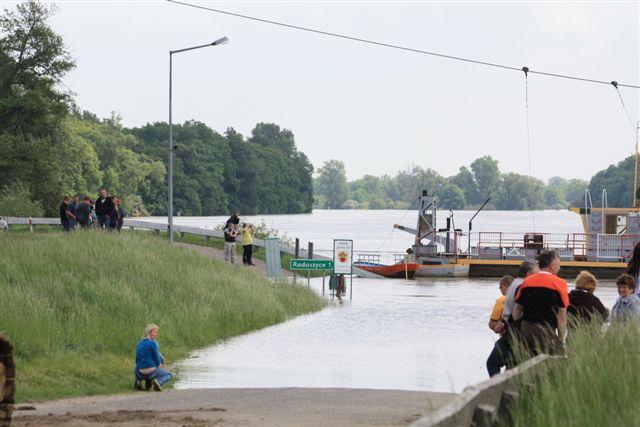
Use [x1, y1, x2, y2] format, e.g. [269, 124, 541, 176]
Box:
[290, 259, 334, 271]
[333, 239, 353, 274]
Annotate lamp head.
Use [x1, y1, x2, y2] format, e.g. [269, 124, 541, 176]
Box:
[212, 36, 229, 46]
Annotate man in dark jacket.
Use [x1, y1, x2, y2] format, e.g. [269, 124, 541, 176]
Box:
[59, 196, 70, 231]
[76, 196, 92, 228]
[226, 211, 240, 228]
[94, 188, 115, 230]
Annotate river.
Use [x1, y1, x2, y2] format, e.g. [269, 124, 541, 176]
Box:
[146, 210, 619, 393]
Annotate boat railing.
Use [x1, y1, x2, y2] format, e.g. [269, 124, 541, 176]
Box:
[356, 253, 381, 265]
[457, 231, 640, 262]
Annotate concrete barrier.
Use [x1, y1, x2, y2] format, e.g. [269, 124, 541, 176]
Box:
[412, 354, 558, 427]
[0, 334, 15, 427]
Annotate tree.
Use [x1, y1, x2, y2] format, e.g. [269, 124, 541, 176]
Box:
[0, 1, 74, 136]
[450, 166, 478, 206]
[470, 156, 501, 201]
[439, 183, 466, 210]
[588, 156, 635, 207]
[316, 160, 348, 209]
[0, 180, 44, 217]
[495, 173, 544, 210]
[0, 1, 75, 215]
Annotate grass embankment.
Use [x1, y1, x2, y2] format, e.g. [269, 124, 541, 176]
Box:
[512, 321, 640, 426]
[0, 232, 325, 402]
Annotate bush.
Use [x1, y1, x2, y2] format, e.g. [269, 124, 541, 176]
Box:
[0, 181, 45, 217]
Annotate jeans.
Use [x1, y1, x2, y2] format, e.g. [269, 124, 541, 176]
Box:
[242, 245, 253, 265]
[486, 334, 510, 377]
[97, 215, 109, 229]
[134, 367, 173, 386]
[224, 242, 236, 263]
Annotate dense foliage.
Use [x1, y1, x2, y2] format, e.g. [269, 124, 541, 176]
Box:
[314, 156, 590, 210]
[0, 1, 313, 217]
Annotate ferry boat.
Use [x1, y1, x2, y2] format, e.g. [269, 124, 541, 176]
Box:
[385, 190, 637, 279]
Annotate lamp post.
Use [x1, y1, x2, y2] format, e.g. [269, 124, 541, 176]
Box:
[168, 36, 228, 242]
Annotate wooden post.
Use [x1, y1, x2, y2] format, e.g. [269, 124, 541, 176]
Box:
[0, 334, 15, 427]
[28, 217, 33, 233]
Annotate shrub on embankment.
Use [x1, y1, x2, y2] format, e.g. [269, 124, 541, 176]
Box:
[512, 321, 640, 426]
[0, 232, 325, 402]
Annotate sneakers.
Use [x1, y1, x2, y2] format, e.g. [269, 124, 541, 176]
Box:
[151, 378, 163, 391]
[145, 380, 152, 391]
[134, 380, 144, 391]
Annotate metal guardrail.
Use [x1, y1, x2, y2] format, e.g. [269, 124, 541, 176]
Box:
[5, 218, 382, 278]
[412, 354, 558, 427]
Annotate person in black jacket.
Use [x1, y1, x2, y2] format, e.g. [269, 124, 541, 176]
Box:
[226, 211, 240, 228]
[94, 188, 115, 230]
[568, 270, 608, 323]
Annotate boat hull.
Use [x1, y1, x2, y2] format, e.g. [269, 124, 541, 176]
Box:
[415, 264, 470, 277]
[354, 262, 420, 278]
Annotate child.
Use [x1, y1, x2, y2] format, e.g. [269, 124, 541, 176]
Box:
[241, 223, 254, 266]
[610, 274, 640, 322]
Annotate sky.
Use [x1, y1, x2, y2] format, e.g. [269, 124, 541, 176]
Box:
[3, 1, 639, 182]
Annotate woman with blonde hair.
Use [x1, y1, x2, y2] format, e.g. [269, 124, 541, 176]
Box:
[134, 324, 173, 391]
[567, 271, 608, 323]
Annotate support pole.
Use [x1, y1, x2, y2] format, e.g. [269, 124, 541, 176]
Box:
[168, 52, 174, 242]
[294, 238, 299, 284]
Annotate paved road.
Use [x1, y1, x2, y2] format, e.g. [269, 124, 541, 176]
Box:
[13, 388, 454, 426]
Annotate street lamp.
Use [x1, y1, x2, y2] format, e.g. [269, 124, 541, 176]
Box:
[168, 36, 229, 242]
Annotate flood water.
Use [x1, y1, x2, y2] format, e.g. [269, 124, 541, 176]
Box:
[174, 276, 619, 393]
[156, 210, 618, 393]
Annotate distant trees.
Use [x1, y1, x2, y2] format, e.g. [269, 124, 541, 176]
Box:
[0, 1, 315, 218]
[314, 156, 592, 211]
[586, 155, 635, 207]
[315, 160, 348, 209]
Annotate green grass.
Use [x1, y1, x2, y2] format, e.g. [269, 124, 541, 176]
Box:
[0, 232, 325, 402]
[512, 320, 640, 426]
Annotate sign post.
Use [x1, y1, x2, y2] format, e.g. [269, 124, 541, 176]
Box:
[333, 239, 353, 301]
[289, 259, 334, 295]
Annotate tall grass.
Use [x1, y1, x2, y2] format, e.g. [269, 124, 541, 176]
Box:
[0, 232, 325, 401]
[512, 320, 640, 426]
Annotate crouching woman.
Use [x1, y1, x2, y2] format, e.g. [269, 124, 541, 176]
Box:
[134, 324, 173, 391]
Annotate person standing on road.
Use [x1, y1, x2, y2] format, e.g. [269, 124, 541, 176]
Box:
[224, 222, 238, 264]
[242, 223, 254, 266]
[59, 196, 70, 231]
[486, 275, 514, 377]
[76, 196, 92, 228]
[65, 195, 79, 231]
[134, 324, 173, 391]
[226, 211, 240, 228]
[512, 250, 569, 357]
[94, 189, 114, 230]
[114, 197, 126, 232]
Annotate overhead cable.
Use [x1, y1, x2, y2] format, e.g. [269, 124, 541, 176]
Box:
[167, 0, 640, 90]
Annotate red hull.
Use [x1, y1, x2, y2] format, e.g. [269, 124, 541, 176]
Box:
[354, 262, 420, 278]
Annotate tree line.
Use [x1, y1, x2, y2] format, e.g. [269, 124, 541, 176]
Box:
[314, 157, 598, 210]
[0, 1, 313, 218]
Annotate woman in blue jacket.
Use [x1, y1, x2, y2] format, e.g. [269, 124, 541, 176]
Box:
[134, 324, 173, 391]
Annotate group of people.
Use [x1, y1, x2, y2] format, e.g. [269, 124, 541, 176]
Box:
[223, 211, 256, 266]
[486, 246, 640, 377]
[59, 188, 125, 232]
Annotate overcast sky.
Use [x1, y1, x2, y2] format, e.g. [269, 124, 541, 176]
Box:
[3, 1, 639, 181]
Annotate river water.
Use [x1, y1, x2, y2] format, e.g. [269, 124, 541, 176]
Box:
[152, 210, 619, 393]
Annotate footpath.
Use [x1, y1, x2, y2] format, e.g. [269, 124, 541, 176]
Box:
[12, 388, 454, 426]
[12, 242, 455, 426]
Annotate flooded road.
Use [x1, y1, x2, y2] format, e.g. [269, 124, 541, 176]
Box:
[175, 276, 619, 393]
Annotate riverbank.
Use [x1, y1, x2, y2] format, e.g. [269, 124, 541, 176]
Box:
[11, 388, 455, 426]
[0, 232, 325, 402]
